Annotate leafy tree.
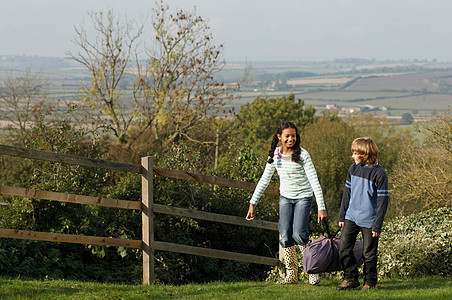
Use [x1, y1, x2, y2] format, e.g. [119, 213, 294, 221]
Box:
[420, 107, 451, 154]
[234, 93, 315, 156]
[343, 113, 412, 172]
[389, 109, 451, 217]
[401, 112, 414, 124]
[300, 115, 358, 220]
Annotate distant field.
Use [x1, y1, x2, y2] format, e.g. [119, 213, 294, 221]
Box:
[441, 77, 452, 85]
[359, 94, 450, 109]
[292, 91, 451, 110]
[298, 91, 410, 101]
[235, 88, 450, 113]
[346, 72, 452, 92]
[2, 57, 451, 117]
[287, 77, 351, 86]
[240, 70, 452, 114]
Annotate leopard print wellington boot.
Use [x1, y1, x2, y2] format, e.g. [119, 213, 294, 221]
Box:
[277, 245, 298, 284]
[298, 244, 320, 285]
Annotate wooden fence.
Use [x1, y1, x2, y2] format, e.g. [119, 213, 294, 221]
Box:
[0, 145, 281, 285]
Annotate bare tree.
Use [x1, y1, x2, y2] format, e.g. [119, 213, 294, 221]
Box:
[68, 2, 243, 147]
[67, 9, 145, 142]
[0, 69, 48, 132]
[133, 1, 239, 145]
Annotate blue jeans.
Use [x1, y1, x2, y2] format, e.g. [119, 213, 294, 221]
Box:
[278, 195, 313, 248]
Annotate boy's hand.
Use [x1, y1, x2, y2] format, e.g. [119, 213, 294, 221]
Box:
[317, 210, 327, 223]
[338, 222, 344, 228]
[246, 203, 255, 220]
[372, 231, 380, 238]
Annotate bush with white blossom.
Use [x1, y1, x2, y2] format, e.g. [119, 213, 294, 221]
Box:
[378, 207, 451, 278]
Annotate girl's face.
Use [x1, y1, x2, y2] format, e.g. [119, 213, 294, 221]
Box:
[278, 127, 297, 151]
[352, 152, 363, 165]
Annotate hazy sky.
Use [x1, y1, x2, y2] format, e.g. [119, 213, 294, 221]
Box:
[1, 0, 452, 62]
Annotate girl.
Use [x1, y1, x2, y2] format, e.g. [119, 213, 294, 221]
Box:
[246, 121, 327, 285]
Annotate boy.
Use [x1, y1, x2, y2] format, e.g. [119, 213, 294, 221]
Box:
[336, 137, 389, 291]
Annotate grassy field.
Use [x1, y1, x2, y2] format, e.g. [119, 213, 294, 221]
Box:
[1, 276, 450, 299]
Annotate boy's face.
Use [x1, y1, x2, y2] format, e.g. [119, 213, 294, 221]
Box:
[352, 152, 363, 165]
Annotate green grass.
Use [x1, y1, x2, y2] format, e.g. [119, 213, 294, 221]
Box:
[0, 276, 450, 299]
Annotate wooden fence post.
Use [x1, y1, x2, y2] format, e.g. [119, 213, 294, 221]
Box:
[141, 156, 154, 285]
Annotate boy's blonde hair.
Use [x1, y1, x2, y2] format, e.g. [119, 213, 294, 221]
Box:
[351, 137, 379, 165]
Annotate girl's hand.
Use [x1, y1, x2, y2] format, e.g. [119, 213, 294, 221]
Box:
[246, 203, 255, 220]
[372, 231, 380, 238]
[317, 210, 327, 223]
[338, 222, 344, 228]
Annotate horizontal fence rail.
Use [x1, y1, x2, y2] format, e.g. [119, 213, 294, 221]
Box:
[153, 167, 279, 195]
[0, 185, 141, 210]
[153, 241, 279, 266]
[0, 145, 278, 195]
[154, 203, 278, 231]
[0, 228, 142, 248]
[0, 185, 278, 232]
[0, 144, 140, 173]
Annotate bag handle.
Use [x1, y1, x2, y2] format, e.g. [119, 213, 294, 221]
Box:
[322, 219, 341, 239]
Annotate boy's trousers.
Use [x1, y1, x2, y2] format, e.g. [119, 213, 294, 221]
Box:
[339, 219, 379, 286]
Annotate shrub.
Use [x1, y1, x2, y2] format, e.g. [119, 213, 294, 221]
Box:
[388, 109, 451, 218]
[378, 207, 451, 278]
[0, 119, 140, 283]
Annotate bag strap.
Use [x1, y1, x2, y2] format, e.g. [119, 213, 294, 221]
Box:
[322, 220, 340, 239]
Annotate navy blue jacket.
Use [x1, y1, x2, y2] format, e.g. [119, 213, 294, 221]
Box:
[339, 163, 389, 233]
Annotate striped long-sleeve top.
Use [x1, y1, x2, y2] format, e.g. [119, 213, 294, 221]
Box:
[250, 146, 326, 211]
[339, 163, 389, 233]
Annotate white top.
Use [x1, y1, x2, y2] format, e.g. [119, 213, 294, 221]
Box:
[250, 146, 326, 211]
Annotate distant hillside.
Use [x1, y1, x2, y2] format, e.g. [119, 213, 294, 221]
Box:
[0, 55, 77, 71]
[1, 55, 450, 116]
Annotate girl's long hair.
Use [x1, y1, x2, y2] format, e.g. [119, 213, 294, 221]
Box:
[267, 121, 301, 164]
